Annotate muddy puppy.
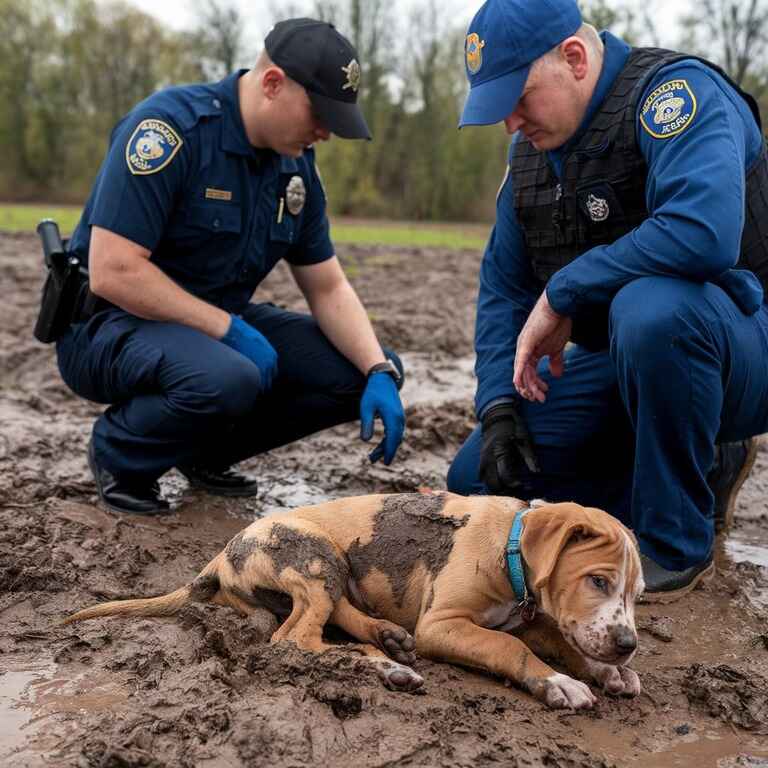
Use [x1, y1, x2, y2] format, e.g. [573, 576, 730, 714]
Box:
[64, 494, 644, 709]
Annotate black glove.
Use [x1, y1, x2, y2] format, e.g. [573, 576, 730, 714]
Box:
[479, 402, 540, 494]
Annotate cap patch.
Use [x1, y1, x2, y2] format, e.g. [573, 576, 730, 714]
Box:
[341, 59, 361, 92]
[125, 119, 183, 175]
[466, 32, 485, 74]
[640, 79, 697, 139]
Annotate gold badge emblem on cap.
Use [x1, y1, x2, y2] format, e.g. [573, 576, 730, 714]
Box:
[286, 175, 307, 215]
[341, 59, 361, 92]
[466, 33, 485, 74]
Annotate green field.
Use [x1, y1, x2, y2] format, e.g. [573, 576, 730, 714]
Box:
[0, 204, 488, 250]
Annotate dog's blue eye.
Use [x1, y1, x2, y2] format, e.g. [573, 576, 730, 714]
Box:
[590, 575, 608, 592]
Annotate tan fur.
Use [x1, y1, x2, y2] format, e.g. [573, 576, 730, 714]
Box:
[63, 494, 642, 707]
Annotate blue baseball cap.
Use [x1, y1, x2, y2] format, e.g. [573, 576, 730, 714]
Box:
[459, 0, 583, 127]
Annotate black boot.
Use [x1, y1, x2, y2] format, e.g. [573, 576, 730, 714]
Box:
[640, 553, 714, 603]
[709, 438, 758, 534]
[88, 440, 170, 516]
[177, 464, 259, 498]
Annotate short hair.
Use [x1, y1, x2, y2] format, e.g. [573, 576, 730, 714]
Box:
[532, 23, 604, 72]
[254, 50, 274, 72]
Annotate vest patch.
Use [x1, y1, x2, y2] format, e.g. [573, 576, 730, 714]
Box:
[126, 119, 183, 175]
[640, 79, 697, 139]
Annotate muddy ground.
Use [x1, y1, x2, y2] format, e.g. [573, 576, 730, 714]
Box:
[2, 230, 768, 767]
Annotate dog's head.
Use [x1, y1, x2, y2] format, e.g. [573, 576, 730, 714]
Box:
[521, 501, 644, 665]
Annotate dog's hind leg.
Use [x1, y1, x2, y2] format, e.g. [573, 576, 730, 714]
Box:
[330, 596, 417, 666]
[270, 573, 335, 652]
[270, 575, 424, 692]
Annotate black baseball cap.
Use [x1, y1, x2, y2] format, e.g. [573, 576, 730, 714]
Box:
[265, 18, 372, 140]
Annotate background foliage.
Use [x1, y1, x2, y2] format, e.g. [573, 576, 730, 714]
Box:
[1, 0, 766, 221]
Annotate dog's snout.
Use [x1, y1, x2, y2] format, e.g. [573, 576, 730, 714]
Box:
[613, 626, 637, 654]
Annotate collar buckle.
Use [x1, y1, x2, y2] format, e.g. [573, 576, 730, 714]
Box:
[519, 597, 537, 622]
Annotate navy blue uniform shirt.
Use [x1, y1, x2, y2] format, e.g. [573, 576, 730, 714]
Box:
[474, 32, 765, 417]
[69, 70, 335, 315]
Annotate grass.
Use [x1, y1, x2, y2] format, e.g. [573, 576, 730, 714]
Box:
[0, 203, 489, 250]
[0, 205, 82, 235]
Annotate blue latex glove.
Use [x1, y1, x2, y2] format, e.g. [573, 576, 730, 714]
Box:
[220, 315, 278, 391]
[360, 371, 405, 465]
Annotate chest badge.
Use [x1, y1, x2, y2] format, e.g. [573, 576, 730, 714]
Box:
[285, 175, 306, 215]
[585, 193, 610, 222]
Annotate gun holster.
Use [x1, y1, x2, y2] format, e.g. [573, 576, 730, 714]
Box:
[33, 219, 99, 344]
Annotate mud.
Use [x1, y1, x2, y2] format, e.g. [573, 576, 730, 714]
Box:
[346, 493, 466, 609]
[2, 232, 768, 767]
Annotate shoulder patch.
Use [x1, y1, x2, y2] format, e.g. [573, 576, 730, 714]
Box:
[125, 118, 183, 175]
[640, 79, 697, 139]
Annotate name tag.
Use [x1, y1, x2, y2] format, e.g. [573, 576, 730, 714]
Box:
[205, 188, 232, 201]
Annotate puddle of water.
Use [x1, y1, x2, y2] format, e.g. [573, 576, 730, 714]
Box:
[580, 720, 768, 768]
[260, 480, 332, 511]
[0, 658, 128, 763]
[726, 535, 768, 568]
[0, 660, 57, 756]
[399, 353, 475, 407]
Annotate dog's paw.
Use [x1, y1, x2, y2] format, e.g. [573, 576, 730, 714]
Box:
[583, 660, 641, 697]
[530, 673, 596, 710]
[377, 623, 417, 665]
[373, 659, 424, 692]
[615, 666, 641, 697]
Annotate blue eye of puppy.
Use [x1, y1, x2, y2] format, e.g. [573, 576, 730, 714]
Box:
[590, 575, 608, 592]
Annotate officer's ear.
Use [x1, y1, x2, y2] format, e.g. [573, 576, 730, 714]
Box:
[262, 66, 288, 100]
[559, 37, 589, 81]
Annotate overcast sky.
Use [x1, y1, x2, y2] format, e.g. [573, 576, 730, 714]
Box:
[120, 0, 477, 42]
[102, 0, 688, 60]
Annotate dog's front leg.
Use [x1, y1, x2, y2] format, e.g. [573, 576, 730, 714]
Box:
[517, 624, 641, 698]
[415, 616, 596, 709]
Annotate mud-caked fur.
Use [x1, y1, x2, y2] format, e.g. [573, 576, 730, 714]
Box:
[63, 493, 644, 707]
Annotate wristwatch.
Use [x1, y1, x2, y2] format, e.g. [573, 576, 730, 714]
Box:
[366, 360, 402, 385]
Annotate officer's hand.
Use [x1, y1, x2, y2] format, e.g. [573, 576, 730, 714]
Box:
[360, 372, 405, 465]
[514, 291, 572, 403]
[220, 315, 278, 391]
[479, 403, 539, 494]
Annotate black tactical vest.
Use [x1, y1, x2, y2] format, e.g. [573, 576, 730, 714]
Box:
[510, 48, 768, 304]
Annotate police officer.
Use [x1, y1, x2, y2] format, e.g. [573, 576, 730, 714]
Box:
[448, 0, 768, 601]
[57, 19, 405, 516]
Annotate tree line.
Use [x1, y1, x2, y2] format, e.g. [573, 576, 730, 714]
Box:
[1, 0, 767, 221]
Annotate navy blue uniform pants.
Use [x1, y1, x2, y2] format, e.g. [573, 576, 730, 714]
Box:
[57, 303, 402, 483]
[448, 278, 768, 570]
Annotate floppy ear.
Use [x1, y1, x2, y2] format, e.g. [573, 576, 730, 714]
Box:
[519, 503, 602, 590]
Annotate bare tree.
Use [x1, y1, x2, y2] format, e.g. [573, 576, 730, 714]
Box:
[193, 0, 247, 78]
[680, 0, 768, 89]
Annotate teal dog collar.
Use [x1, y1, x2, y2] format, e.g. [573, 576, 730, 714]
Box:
[505, 508, 537, 621]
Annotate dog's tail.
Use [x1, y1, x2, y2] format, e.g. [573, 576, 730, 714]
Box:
[62, 555, 223, 625]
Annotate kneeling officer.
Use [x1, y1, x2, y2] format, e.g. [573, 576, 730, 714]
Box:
[44, 19, 405, 515]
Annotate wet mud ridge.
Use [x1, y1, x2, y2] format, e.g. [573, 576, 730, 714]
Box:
[2, 233, 768, 767]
